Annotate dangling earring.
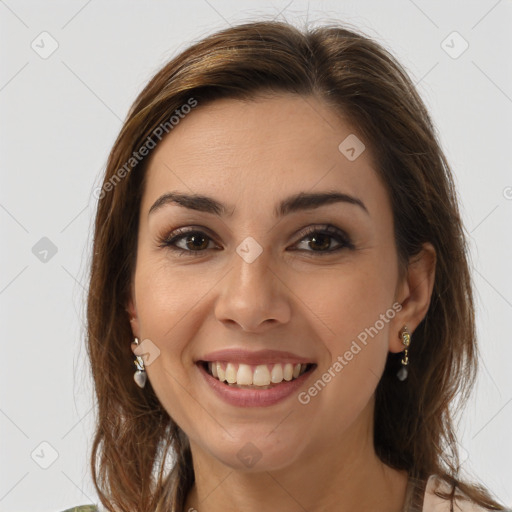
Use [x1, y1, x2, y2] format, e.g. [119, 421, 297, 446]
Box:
[132, 337, 147, 388]
[396, 326, 411, 381]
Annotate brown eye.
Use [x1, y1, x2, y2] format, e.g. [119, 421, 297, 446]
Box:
[292, 225, 353, 255]
[306, 233, 332, 251]
[160, 228, 218, 256]
[160, 224, 353, 258]
[183, 232, 209, 251]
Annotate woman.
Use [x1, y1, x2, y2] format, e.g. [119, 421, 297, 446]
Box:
[78, 20, 510, 512]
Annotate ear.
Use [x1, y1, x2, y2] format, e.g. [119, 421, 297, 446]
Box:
[389, 242, 436, 353]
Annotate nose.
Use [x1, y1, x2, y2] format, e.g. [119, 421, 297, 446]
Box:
[214, 244, 292, 333]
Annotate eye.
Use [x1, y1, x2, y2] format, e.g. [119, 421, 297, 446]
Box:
[159, 227, 219, 256]
[291, 225, 354, 255]
[159, 224, 353, 257]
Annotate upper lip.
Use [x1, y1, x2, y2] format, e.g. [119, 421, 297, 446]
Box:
[197, 348, 315, 365]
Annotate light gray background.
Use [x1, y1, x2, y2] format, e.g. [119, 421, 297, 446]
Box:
[1, 1, 511, 510]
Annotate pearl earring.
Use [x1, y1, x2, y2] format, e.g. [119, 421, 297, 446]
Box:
[132, 337, 147, 388]
[396, 326, 411, 381]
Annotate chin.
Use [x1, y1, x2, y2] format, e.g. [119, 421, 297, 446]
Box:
[203, 427, 308, 473]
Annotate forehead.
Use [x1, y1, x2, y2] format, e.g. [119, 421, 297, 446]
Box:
[141, 93, 388, 220]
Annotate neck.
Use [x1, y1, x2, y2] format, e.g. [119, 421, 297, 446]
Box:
[183, 402, 409, 512]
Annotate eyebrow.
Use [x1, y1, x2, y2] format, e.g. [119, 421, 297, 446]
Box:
[148, 190, 369, 218]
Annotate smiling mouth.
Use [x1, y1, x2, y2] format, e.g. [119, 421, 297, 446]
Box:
[199, 361, 317, 389]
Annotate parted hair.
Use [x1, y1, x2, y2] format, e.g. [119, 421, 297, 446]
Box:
[86, 20, 506, 511]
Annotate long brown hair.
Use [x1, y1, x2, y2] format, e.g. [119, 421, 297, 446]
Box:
[87, 20, 507, 511]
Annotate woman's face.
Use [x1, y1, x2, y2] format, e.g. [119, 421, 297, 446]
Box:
[128, 93, 414, 471]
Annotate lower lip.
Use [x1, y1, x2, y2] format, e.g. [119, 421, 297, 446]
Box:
[196, 363, 315, 407]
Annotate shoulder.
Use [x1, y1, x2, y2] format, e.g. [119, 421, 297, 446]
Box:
[60, 506, 98, 512]
[422, 474, 498, 512]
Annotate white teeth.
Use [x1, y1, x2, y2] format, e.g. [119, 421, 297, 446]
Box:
[253, 365, 271, 386]
[236, 364, 253, 385]
[225, 363, 237, 383]
[216, 362, 225, 382]
[207, 361, 311, 386]
[270, 364, 283, 383]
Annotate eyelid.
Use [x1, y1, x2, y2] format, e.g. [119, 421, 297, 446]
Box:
[288, 224, 354, 253]
[158, 226, 220, 251]
[292, 224, 349, 243]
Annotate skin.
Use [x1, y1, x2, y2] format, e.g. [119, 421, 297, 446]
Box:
[127, 93, 436, 512]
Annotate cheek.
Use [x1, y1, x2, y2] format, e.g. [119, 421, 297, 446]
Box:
[293, 257, 396, 418]
[132, 260, 207, 429]
[292, 257, 397, 351]
[133, 254, 225, 393]
[134, 255, 205, 337]
[132, 260, 205, 396]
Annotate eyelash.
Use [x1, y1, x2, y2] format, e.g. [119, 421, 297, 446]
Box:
[158, 224, 354, 257]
